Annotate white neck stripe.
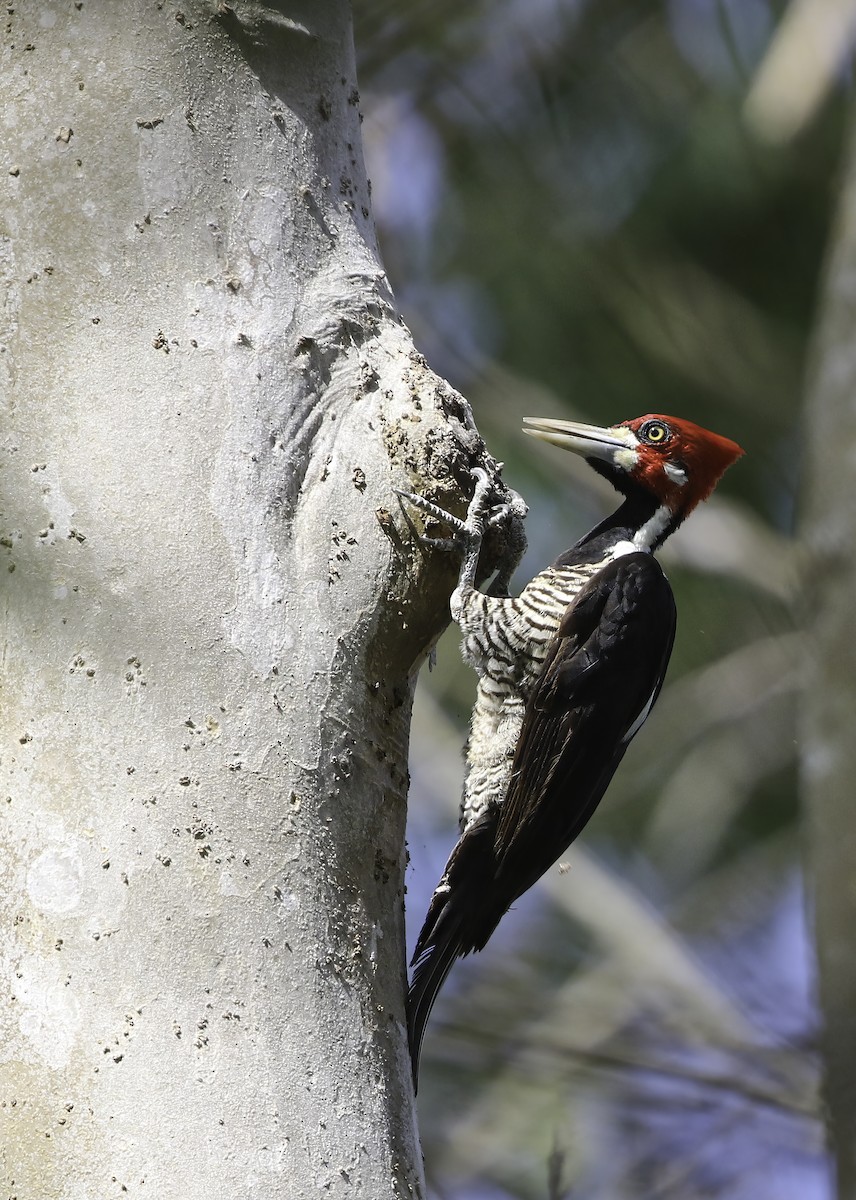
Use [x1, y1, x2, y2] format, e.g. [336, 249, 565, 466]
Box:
[608, 504, 674, 560]
[633, 504, 672, 551]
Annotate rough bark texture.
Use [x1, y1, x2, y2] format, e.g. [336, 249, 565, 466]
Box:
[800, 115, 856, 1198]
[0, 3, 520, 1196]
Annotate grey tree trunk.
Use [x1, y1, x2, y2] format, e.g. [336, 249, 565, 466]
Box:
[0, 3, 519, 1195]
[800, 116, 856, 1199]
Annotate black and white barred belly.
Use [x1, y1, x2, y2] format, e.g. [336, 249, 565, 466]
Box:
[450, 560, 606, 830]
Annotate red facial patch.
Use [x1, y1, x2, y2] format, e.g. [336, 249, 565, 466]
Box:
[618, 415, 744, 513]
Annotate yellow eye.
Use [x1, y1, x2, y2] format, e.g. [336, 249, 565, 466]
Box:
[642, 421, 669, 444]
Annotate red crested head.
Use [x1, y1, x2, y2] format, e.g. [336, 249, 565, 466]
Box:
[615, 414, 744, 515]
[523, 412, 744, 545]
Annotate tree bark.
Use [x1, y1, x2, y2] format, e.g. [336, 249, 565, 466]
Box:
[0, 3, 520, 1195]
[800, 114, 856, 1199]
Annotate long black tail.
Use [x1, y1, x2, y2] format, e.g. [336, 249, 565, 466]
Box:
[407, 883, 473, 1089]
[406, 812, 501, 1089]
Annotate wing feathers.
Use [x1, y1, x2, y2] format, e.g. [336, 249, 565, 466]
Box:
[493, 554, 675, 893]
[407, 551, 676, 1085]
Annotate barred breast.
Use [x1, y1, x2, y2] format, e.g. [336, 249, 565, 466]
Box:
[450, 561, 606, 829]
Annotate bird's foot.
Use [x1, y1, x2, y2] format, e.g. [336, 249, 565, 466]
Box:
[457, 467, 495, 586]
[484, 484, 528, 530]
[396, 467, 499, 587]
[483, 484, 528, 594]
[394, 490, 469, 545]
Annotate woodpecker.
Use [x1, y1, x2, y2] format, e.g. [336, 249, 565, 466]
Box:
[401, 413, 743, 1087]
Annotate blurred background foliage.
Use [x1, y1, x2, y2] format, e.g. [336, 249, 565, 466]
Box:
[354, 1, 846, 1196]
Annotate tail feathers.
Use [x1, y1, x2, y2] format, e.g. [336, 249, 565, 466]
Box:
[406, 899, 465, 1091]
[407, 809, 499, 1089]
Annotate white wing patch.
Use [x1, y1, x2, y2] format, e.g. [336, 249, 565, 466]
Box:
[622, 686, 658, 745]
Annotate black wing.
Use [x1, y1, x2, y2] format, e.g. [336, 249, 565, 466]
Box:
[484, 552, 676, 935]
[407, 551, 676, 1085]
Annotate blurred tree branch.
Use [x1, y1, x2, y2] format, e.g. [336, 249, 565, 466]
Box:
[746, 0, 856, 142]
[801, 98, 856, 1197]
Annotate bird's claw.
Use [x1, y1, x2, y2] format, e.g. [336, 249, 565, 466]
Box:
[395, 469, 499, 544]
[468, 469, 528, 530]
[394, 488, 469, 540]
[396, 468, 505, 588]
[485, 490, 528, 529]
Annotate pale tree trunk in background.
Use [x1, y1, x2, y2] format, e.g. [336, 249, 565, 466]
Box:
[0, 3, 521, 1196]
[801, 116, 856, 1198]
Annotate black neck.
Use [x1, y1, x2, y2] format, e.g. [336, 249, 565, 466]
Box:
[553, 481, 680, 568]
